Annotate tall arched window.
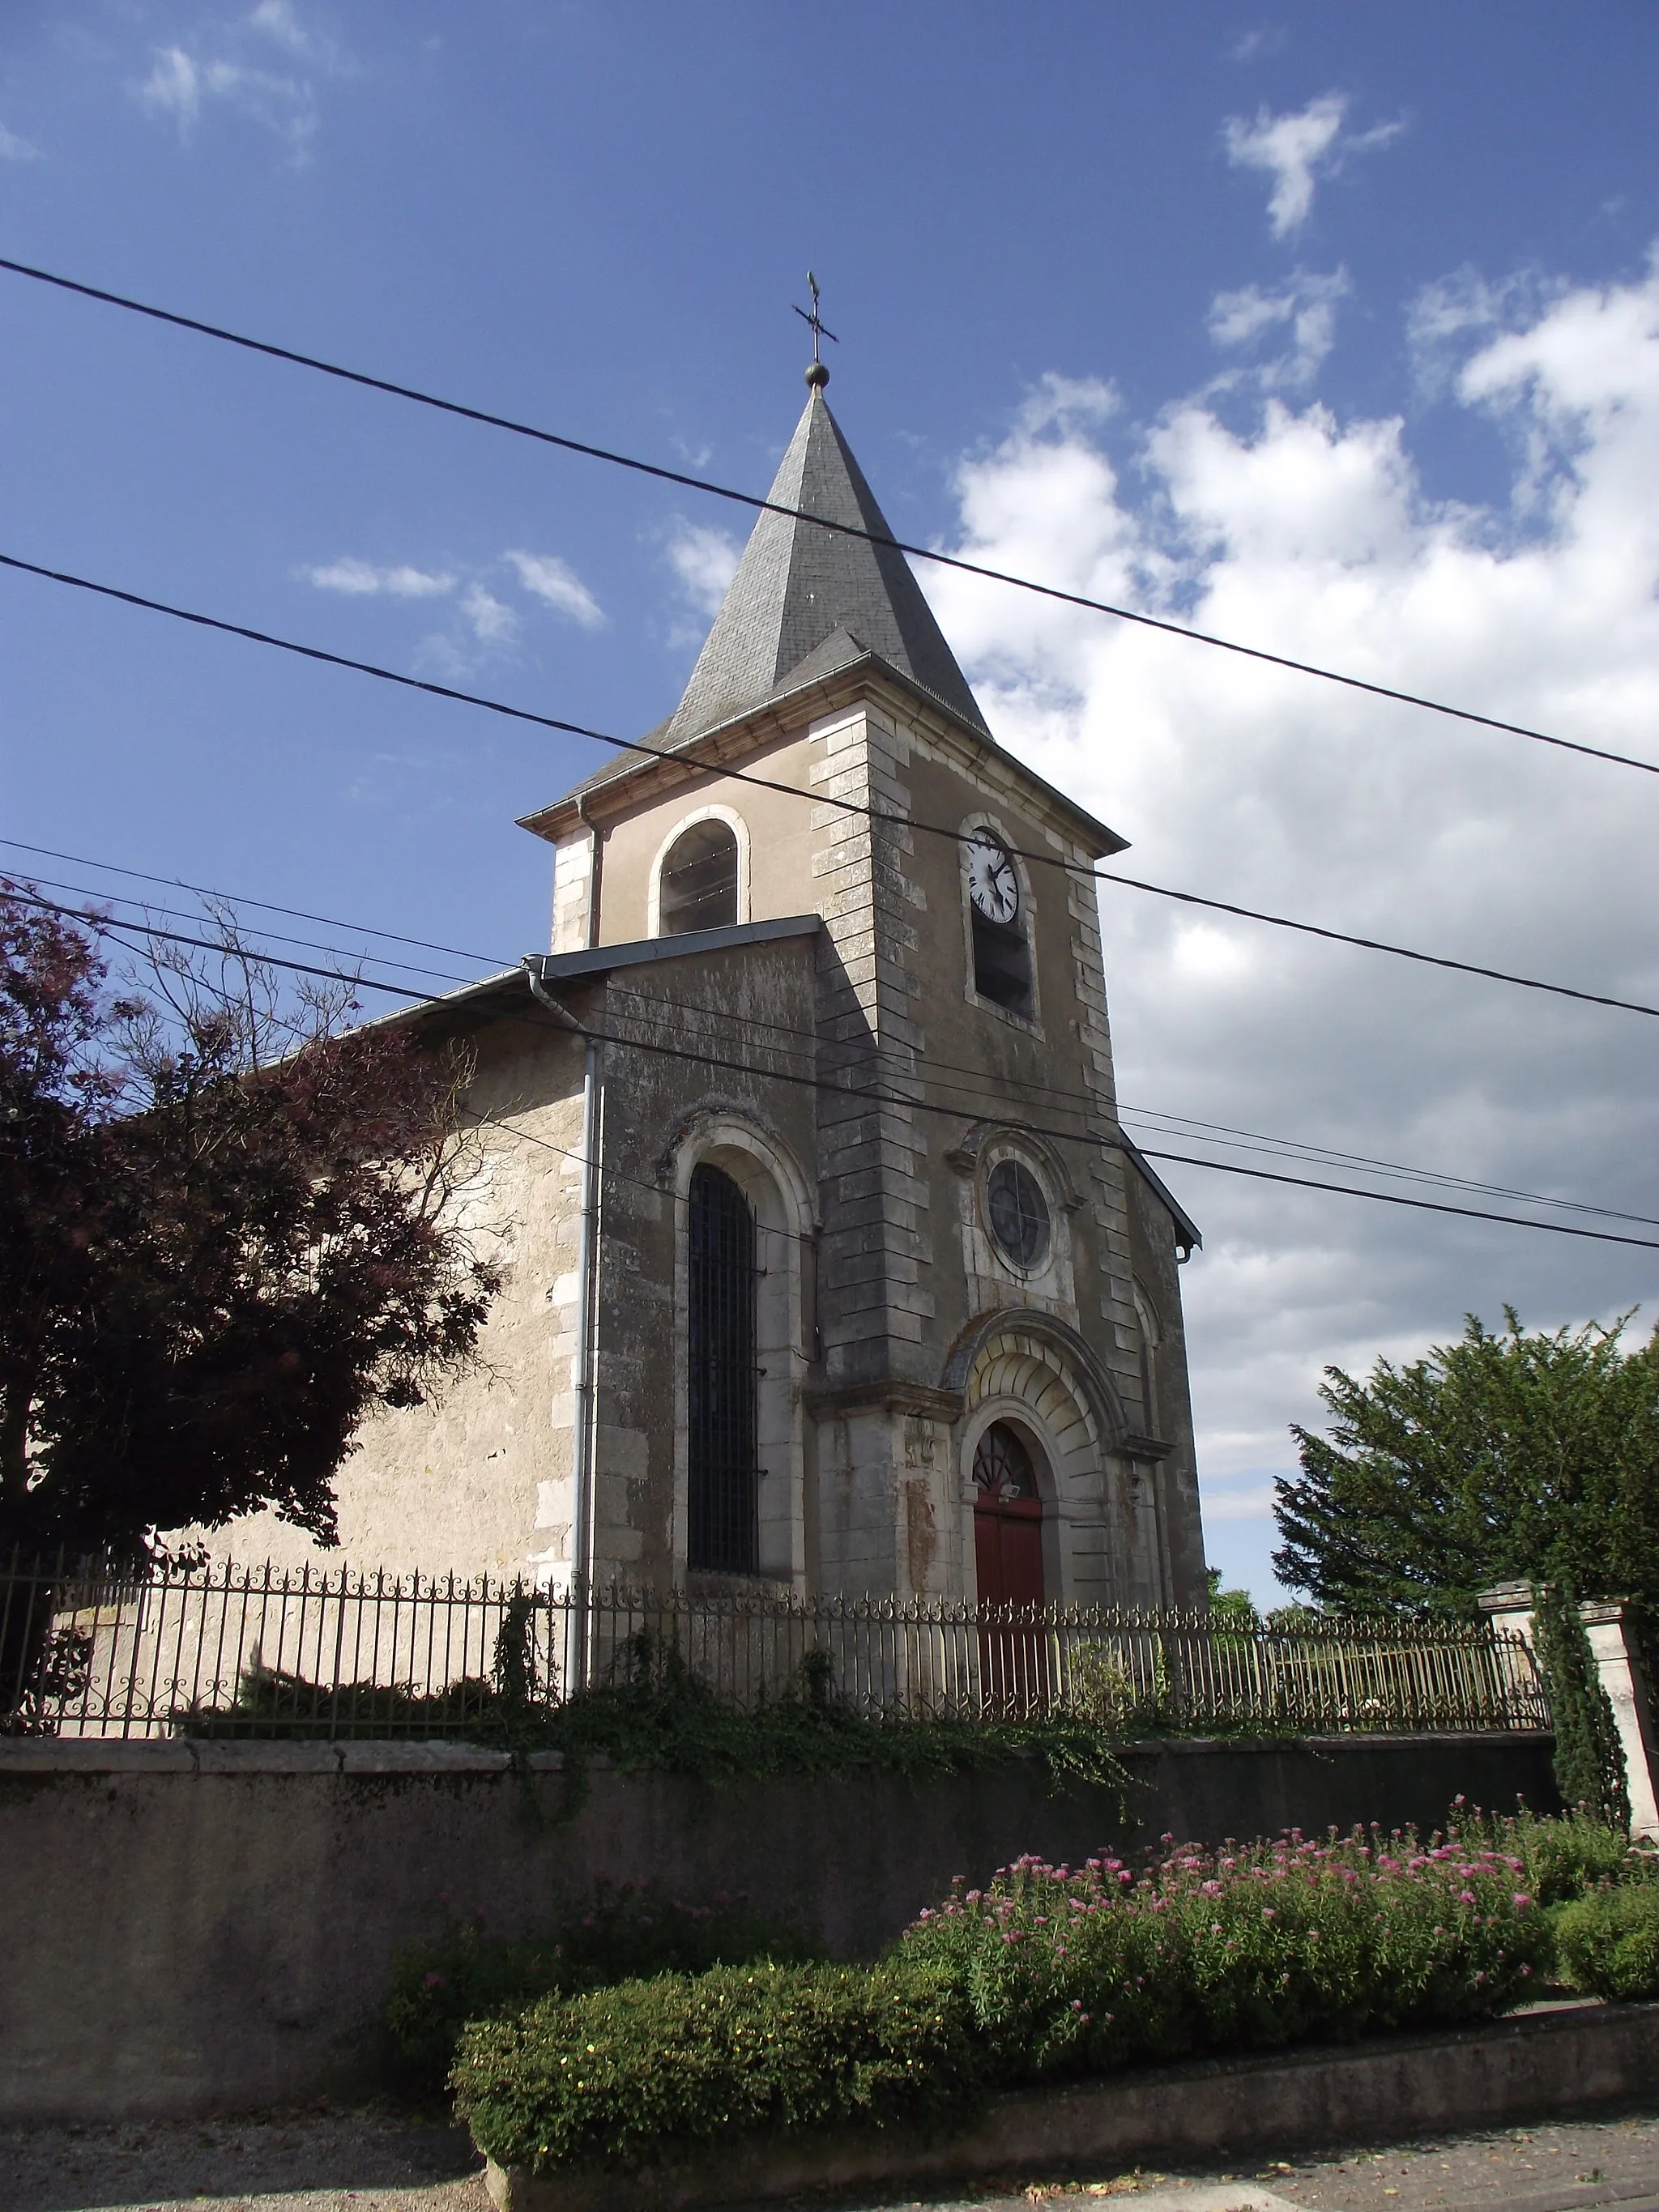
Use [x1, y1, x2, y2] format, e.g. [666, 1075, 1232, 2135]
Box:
[688, 1162, 758, 1572]
[659, 819, 739, 935]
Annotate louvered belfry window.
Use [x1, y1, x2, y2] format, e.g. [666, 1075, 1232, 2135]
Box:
[688, 1163, 759, 1572]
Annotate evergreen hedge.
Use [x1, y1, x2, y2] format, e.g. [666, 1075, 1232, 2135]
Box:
[450, 1961, 984, 2172]
[382, 1881, 821, 2093]
[451, 1823, 1554, 2178]
[1555, 1881, 1659, 2001]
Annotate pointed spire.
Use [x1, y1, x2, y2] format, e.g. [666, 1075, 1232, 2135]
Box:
[665, 391, 990, 744]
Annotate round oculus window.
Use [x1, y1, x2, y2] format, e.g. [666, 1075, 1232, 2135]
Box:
[987, 1158, 1050, 1269]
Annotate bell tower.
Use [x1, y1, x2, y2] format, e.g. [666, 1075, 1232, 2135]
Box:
[518, 355, 1207, 1610]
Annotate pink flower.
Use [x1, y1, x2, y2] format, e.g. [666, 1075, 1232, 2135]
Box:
[1513, 1894, 1533, 1909]
[1459, 1890, 1477, 1904]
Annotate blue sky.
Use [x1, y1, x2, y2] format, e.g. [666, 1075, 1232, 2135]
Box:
[4, 3, 1659, 1598]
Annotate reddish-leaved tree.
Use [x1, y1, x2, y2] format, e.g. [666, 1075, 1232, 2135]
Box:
[0, 882, 501, 1562]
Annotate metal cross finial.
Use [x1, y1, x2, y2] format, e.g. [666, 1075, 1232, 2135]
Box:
[793, 270, 838, 389]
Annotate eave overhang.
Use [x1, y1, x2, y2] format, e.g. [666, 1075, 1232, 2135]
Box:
[517, 647, 1128, 862]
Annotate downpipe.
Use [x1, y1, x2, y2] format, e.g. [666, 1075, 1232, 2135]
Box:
[522, 959, 601, 1695]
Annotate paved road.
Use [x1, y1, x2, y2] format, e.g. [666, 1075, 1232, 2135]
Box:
[5, 2106, 1659, 2212]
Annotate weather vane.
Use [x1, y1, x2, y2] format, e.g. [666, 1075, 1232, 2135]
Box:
[793, 270, 838, 388]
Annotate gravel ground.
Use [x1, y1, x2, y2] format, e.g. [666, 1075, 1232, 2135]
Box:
[833, 2109, 1659, 2212]
[6, 2106, 1659, 2212]
[0, 2107, 486, 2212]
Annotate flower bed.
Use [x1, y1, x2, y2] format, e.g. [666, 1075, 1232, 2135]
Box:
[452, 1823, 1555, 2179]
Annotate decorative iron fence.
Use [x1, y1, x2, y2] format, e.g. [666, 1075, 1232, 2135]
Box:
[0, 1553, 1550, 1741]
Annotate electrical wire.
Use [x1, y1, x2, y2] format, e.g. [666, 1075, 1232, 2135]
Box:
[0, 833, 503, 969]
[13, 858, 1659, 1237]
[2, 549, 1656, 1028]
[3, 250, 1655, 780]
[461, 1106, 819, 1255]
[14, 881, 1659, 1254]
[15, 832, 1642, 1227]
[598, 978, 1659, 1231]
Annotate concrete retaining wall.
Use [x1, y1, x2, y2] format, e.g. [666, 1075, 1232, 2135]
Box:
[487, 2001, 1659, 2212]
[0, 1730, 1557, 2121]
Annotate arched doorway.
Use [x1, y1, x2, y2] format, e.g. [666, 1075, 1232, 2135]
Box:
[972, 1421, 1051, 1713]
[972, 1421, 1046, 1607]
[687, 1162, 757, 1572]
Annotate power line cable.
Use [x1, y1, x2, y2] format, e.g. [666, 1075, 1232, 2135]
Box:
[3, 250, 1654, 781]
[4, 548, 1656, 1028]
[9, 870, 478, 988]
[598, 978, 1659, 1234]
[15, 882, 1659, 1255]
[0, 833, 502, 969]
[12, 847, 1656, 1233]
[16, 829, 1638, 1224]
[461, 1106, 818, 1255]
[602, 978, 1659, 1229]
[15, 833, 1659, 1233]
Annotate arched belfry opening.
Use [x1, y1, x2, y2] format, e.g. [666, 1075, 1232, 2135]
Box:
[971, 1421, 1047, 1607]
[687, 1162, 758, 1572]
[659, 818, 739, 935]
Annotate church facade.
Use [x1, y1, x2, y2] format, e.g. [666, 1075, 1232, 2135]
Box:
[283, 377, 1209, 1612]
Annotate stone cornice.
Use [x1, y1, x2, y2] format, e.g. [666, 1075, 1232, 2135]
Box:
[515, 653, 1127, 861]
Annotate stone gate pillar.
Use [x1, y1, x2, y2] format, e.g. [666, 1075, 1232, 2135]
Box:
[1478, 1583, 1659, 1839]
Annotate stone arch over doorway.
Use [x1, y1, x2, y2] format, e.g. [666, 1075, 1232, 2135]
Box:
[942, 1309, 1153, 1608]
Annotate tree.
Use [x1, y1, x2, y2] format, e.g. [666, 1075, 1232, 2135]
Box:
[0, 883, 502, 1562]
[1272, 1309, 1659, 1620]
[1274, 1309, 1659, 1821]
[1205, 1566, 1260, 1626]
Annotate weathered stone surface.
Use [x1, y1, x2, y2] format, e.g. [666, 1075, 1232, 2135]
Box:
[0, 1732, 1556, 2121]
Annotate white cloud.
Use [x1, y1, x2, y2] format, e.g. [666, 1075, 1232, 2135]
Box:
[1201, 1484, 1279, 1523]
[505, 552, 605, 630]
[1230, 26, 1287, 64]
[0, 121, 41, 161]
[925, 259, 1659, 1528]
[132, 7, 342, 156]
[1017, 373, 1120, 437]
[663, 523, 741, 619]
[460, 583, 518, 645]
[1223, 93, 1403, 237]
[1208, 270, 1350, 389]
[301, 558, 455, 598]
[138, 48, 201, 128]
[248, 0, 309, 52]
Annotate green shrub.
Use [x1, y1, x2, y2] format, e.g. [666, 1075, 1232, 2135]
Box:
[450, 1824, 1560, 2177]
[450, 1960, 984, 2174]
[383, 1883, 821, 2092]
[901, 1831, 1551, 2087]
[1448, 1803, 1639, 1905]
[1555, 1885, 1659, 2001]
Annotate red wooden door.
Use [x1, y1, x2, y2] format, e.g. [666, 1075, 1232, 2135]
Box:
[972, 1424, 1050, 1713]
[974, 1494, 1045, 1608]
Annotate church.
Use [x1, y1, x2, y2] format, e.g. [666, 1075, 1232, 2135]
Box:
[298, 364, 1209, 1614]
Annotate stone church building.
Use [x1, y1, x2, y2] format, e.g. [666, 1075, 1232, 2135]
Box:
[281, 374, 1209, 1613]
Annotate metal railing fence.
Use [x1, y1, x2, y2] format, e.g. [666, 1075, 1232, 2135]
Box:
[0, 1551, 1550, 1741]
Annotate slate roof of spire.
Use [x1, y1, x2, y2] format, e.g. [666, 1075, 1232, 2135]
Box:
[664, 388, 990, 745]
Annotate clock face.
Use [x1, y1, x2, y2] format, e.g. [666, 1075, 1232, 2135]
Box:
[966, 832, 1020, 926]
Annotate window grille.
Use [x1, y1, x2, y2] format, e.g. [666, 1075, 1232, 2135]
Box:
[973, 1422, 1038, 1500]
[688, 1162, 759, 1572]
[986, 1160, 1050, 1268]
[659, 820, 739, 935]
